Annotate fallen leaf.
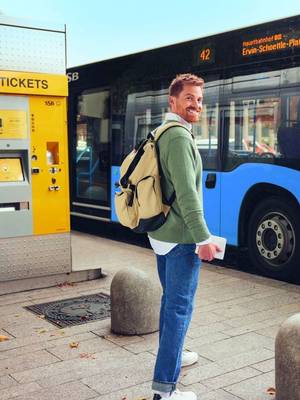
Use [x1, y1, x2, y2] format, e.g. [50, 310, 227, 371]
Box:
[69, 342, 79, 349]
[266, 387, 276, 395]
[79, 352, 96, 359]
[102, 335, 109, 339]
[38, 315, 46, 319]
[14, 314, 20, 317]
[57, 281, 75, 288]
[0, 335, 9, 342]
[37, 329, 47, 334]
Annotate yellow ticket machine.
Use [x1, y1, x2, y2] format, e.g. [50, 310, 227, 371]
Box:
[0, 17, 72, 288]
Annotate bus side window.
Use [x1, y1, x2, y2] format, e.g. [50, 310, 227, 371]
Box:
[277, 96, 300, 159]
[124, 90, 168, 155]
[224, 97, 279, 170]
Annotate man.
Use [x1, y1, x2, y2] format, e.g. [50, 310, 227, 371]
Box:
[148, 73, 220, 400]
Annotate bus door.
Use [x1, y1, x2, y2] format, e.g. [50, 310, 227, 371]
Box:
[72, 88, 111, 220]
[195, 81, 223, 235]
[220, 73, 281, 244]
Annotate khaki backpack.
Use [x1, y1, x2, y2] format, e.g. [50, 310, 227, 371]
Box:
[114, 122, 190, 233]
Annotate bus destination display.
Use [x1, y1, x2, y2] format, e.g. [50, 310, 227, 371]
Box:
[242, 30, 300, 57]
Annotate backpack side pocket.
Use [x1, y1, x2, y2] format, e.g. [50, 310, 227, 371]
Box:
[114, 189, 138, 229]
[136, 176, 162, 219]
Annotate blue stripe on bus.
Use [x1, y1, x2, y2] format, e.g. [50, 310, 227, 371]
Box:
[202, 170, 222, 237]
[111, 166, 121, 222]
[111, 164, 300, 245]
[219, 163, 300, 245]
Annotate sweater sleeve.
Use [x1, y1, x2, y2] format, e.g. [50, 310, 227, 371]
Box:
[165, 135, 211, 243]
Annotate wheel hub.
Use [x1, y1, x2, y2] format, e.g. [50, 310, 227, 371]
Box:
[256, 214, 295, 265]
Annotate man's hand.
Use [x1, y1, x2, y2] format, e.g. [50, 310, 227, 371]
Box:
[197, 243, 221, 261]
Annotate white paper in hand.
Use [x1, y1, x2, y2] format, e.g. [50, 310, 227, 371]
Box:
[195, 235, 227, 260]
[210, 235, 227, 260]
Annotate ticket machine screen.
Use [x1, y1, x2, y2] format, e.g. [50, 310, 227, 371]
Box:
[0, 158, 24, 182]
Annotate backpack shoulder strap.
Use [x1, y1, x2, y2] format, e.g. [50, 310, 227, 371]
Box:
[154, 121, 192, 142]
[119, 138, 148, 187]
[153, 122, 192, 207]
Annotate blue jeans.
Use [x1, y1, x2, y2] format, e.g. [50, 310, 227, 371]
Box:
[152, 244, 201, 393]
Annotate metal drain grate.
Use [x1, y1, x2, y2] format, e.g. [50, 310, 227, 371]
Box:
[25, 293, 111, 328]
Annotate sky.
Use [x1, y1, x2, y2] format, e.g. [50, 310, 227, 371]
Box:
[1, 0, 300, 68]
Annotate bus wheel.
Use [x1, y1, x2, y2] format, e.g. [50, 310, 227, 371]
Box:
[247, 197, 300, 281]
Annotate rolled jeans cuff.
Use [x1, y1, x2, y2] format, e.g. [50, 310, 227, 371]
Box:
[152, 380, 176, 393]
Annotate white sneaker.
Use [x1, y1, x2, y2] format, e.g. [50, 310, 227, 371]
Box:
[181, 351, 198, 367]
[153, 389, 197, 399]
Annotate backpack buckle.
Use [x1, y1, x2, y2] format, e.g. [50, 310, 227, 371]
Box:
[147, 131, 155, 140]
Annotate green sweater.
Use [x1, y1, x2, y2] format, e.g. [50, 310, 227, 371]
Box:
[148, 122, 211, 243]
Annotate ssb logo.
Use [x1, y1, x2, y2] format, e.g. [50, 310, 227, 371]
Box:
[67, 72, 79, 83]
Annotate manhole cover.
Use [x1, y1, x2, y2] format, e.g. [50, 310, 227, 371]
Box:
[25, 293, 111, 328]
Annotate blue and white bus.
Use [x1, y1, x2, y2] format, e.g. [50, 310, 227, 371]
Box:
[68, 14, 300, 281]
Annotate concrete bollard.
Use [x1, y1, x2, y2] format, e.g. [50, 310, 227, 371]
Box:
[275, 313, 300, 400]
[110, 267, 162, 335]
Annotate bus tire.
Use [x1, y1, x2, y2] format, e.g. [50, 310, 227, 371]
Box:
[247, 196, 300, 282]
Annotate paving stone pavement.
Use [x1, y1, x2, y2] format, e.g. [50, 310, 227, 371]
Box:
[1, 230, 299, 399]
